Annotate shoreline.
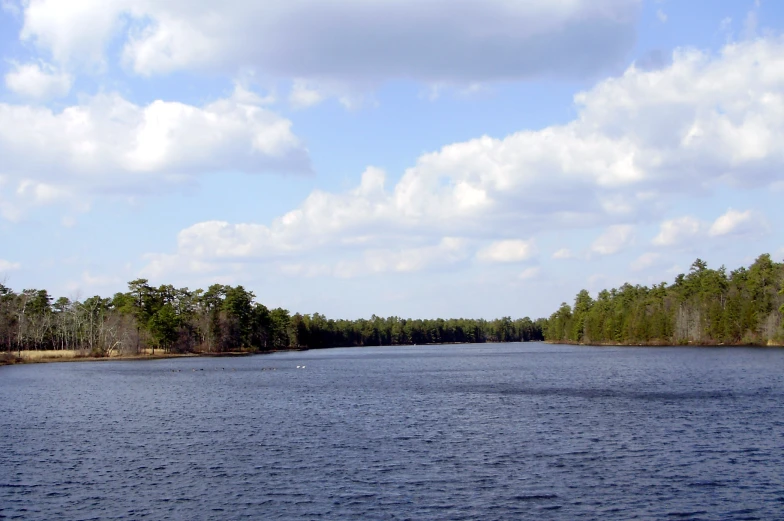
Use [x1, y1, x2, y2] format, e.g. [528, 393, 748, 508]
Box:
[0, 350, 265, 367]
[545, 340, 784, 347]
[4, 339, 782, 367]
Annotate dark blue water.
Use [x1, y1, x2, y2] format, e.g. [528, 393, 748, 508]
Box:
[1, 343, 783, 520]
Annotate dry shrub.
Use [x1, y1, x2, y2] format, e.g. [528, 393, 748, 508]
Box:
[0, 352, 22, 365]
[19, 350, 81, 361]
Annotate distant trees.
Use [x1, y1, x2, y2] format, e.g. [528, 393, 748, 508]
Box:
[545, 254, 784, 345]
[0, 280, 544, 356]
[5, 253, 781, 354]
[286, 314, 544, 349]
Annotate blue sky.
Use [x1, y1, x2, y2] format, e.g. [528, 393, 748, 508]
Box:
[1, 0, 783, 320]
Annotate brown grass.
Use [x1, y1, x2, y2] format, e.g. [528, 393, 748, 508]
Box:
[18, 348, 169, 360]
[18, 349, 82, 361]
[1, 349, 245, 365]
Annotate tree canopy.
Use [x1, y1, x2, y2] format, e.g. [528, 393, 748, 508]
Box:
[544, 254, 784, 346]
[0, 279, 544, 356]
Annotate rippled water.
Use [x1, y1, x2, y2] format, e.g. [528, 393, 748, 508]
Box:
[1, 343, 783, 520]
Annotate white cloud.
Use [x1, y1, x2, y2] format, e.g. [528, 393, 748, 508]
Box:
[743, 6, 758, 39]
[81, 271, 121, 288]
[652, 216, 704, 247]
[286, 80, 369, 110]
[289, 80, 326, 109]
[7, 33, 784, 230]
[4, 61, 72, 100]
[0, 175, 87, 221]
[63, 271, 125, 294]
[16, 180, 75, 205]
[630, 252, 662, 271]
[656, 9, 667, 23]
[1, 0, 20, 16]
[142, 36, 784, 279]
[665, 264, 683, 276]
[335, 238, 469, 278]
[552, 248, 575, 259]
[519, 266, 541, 280]
[476, 239, 537, 263]
[650, 209, 769, 250]
[0, 87, 309, 217]
[18, 0, 128, 68]
[18, 0, 639, 83]
[143, 236, 470, 280]
[708, 208, 767, 237]
[591, 225, 635, 255]
[0, 259, 21, 271]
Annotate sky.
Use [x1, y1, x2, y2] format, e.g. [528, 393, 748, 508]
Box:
[1, 0, 783, 320]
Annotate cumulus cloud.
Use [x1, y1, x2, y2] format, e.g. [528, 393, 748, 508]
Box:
[652, 216, 704, 247]
[0, 174, 86, 221]
[4, 61, 72, 100]
[289, 80, 326, 109]
[591, 225, 635, 255]
[1, 0, 20, 16]
[144, 236, 469, 280]
[18, 0, 126, 67]
[651, 208, 768, 249]
[0, 259, 21, 271]
[63, 271, 127, 295]
[286, 80, 369, 110]
[140, 36, 784, 278]
[630, 252, 662, 271]
[16, 0, 638, 83]
[552, 248, 575, 260]
[8, 22, 784, 228]
[519, 266, 541, 280]
[334, 238, 469, 277]
[0, 87, 309, 216]
[476, 240, 537, 263]
[708, 208, 768, 238]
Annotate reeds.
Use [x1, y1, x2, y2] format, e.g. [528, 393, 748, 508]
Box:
[17, 350, 82, 360]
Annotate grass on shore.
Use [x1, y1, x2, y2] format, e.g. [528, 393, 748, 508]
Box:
[18, 348, 192, 358]
[0, 348, 256, 366]
[17, 349, 82, 360]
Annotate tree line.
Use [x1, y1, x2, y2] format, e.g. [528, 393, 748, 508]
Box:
[545, 254, 784, 346]
[0, 278, 545, 356]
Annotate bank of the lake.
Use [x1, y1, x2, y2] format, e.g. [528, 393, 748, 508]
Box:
[0, 349, 261, 367]
[545, 339, 784, 347]
[0, 341, 550, 367]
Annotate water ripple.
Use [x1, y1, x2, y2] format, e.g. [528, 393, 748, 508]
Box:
[1, 343, 783, 520]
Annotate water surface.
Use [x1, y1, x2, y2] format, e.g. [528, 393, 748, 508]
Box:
[1, 343, 783, 520]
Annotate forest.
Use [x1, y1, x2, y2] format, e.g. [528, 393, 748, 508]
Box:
[3, 253, 782, 359]
[544, 254, 784, 346]
[0, 278, 545, 357]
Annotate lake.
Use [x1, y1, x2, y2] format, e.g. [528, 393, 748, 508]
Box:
[1, 343, 783, 520]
